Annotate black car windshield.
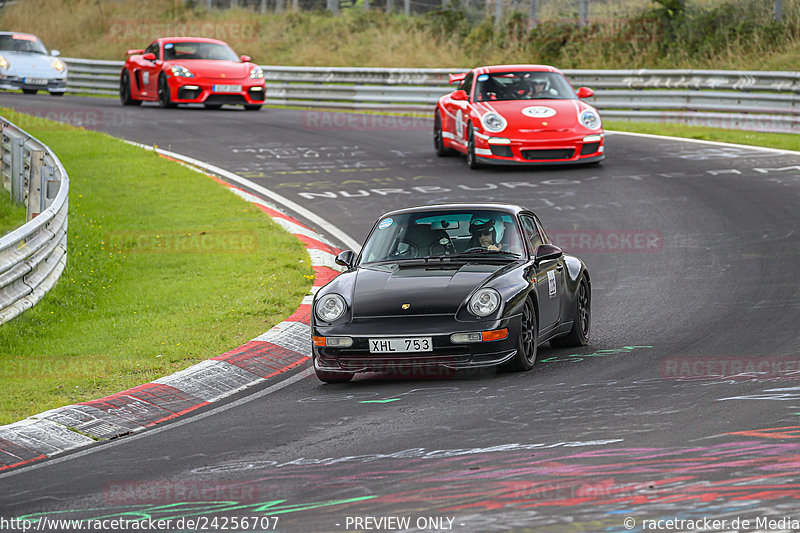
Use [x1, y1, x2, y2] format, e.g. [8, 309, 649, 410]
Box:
[0, 34, 48, 54]
[475, 71, 577, 102]
[163, 42, 239, 61]
[360, 210, 525, 264]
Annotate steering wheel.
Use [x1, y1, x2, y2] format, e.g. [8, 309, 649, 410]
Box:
[391, 240, 418, 259]
[428, 238, 455, 256]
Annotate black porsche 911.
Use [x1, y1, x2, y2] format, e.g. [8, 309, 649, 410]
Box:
[311, 203, 591, 382]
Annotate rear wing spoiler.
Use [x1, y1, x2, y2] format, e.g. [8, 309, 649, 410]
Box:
[126, 49, 145, 56]
[448, 72, 468, 85]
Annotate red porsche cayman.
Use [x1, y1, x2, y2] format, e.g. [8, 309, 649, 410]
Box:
[120, 37, 266, 110]
[434, 64, 604, 168]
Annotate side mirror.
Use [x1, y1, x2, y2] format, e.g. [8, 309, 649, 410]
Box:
[142, 53, 157, 62]
[534, 244, 563, 265]
[240, 55, 252, 63]
[51, 50, 61, 57]
[576, 87, 594, 99]
[451, 89, 469, 101]
[335, 250, 356, 269]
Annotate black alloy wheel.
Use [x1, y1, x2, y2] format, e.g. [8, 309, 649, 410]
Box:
[158, 75, 175, 108]
[504, 298, 538, 372]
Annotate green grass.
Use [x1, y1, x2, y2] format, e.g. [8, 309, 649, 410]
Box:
[0, 190, 27, 237]
[0, 108, 314, 426]
[606, 120, 800, 152]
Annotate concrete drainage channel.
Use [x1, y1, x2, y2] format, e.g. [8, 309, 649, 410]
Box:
[0, 145, 348, 473]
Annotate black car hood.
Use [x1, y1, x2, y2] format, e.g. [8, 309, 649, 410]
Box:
[351, 262, 505, 317]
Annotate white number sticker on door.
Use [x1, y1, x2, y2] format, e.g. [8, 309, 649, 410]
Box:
[548, 270, 557, 299]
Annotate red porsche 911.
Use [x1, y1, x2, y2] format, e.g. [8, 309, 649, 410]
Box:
[434, 64, 604, 168]
[120, 37, 266, 110]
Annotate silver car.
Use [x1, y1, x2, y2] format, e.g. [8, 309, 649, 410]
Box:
[0, 32, 67, 96]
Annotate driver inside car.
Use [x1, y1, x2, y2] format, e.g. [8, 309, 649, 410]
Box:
[468, 218, 501, 251]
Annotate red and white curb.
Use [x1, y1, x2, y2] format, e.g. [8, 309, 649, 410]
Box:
[0, 149, 350, 472]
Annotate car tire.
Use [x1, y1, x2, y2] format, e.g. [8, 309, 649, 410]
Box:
[550, 276, 590, 348]
[158, 75, 176, 108]
[22, 89, 37, 95]
[120, 70, 141, 106]
[503, 298, 538, 372]
[49, 92, 65, 97]
[434, 109, 453, 157]
[244, 104, 262, 111]
[204, 104, 223, 110]
[466, 125, 481, 169]
[315, 368, 354, 383]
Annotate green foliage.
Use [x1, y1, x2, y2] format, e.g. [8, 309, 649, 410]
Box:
[0, 191, 27, 237]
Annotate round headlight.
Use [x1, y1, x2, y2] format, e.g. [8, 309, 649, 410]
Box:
[315, 293, 346, 322]
[249, 66, 264, 79]
[579, 109, 601, 130]
[468, 288, 501, 317]
[481, 112, 507, 133]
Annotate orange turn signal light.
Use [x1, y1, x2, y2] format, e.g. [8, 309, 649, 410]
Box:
[312, 336, 326, 347]
[481, 328, 509, 342]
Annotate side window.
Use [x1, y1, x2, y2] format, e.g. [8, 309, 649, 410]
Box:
[519, 215, 543, 254]
[533, 215, 550, 244]
[459, 73, 474, 100]
[145, 42, 160, 60]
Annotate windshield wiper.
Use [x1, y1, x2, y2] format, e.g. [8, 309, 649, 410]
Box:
[447, 249, 521, 259]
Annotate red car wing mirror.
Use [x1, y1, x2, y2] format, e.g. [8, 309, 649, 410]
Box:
[240, 55, 252, 63]
[451, 89, 469, 101]
[576, 87, 594, 99]
[142, 52, 157, 62]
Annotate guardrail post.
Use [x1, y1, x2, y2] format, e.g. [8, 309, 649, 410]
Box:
[529, 0, 538, 28]
[363, 0, 369, 11]
[10, 135, 24, 205]
[42, 164, 58, 212]
[404, 0, 410, 15]
[26, 149, 43, 220]
[577, 0, 588, 27]
[774, 0, 782, 21]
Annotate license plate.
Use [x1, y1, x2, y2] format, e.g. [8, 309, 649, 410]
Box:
[369, 337, 432, 353]
[212, 84, 242, 93]
[24, 78, 48, 85]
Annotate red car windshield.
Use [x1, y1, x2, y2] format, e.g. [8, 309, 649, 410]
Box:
[163, 42, 239, 61]
[475, 71, 577, 102]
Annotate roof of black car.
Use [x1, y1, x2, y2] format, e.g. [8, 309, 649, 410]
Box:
[380, 203, 527, 218]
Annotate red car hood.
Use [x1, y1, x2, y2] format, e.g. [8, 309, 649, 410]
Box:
[474, 99, 592, 135]
[172, 60, 251, 80]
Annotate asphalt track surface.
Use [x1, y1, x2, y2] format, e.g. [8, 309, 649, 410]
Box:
[1, 93, 800, 532]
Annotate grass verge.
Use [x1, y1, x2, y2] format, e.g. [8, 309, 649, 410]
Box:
[0, 108, 314, 426]
[606, 120, 800, 152]
[0, 190, 27, 237]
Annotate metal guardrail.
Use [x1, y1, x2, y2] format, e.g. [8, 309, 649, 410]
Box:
[63, 58, 800, 132]
[0, 118, 69, 325]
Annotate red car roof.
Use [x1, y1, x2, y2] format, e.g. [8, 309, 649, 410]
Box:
[473, 64, 562, 75]
[157, 36, 231, 45]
